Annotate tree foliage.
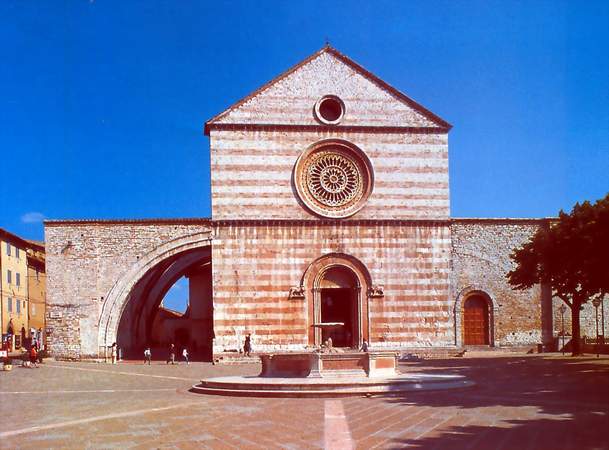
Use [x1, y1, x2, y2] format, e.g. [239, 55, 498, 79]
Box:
[507, 193, 609, 355]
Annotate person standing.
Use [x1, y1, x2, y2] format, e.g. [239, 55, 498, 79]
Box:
[7, 319, 14, 351]
[144, 347, 151, 365]
[243, 334, 252, 357]
[110, 342, 117, 364]
[30, 345, 38, 368]
[182, 348, 189, 365]
[166, 343, 175, 365]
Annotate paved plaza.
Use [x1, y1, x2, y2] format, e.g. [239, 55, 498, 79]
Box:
[0, 354, 608, 449]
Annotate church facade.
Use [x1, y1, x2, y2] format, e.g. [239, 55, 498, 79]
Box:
[45, 47, 600, 360]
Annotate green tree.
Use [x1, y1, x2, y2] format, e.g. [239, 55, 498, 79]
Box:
[507, 193, 609, 355]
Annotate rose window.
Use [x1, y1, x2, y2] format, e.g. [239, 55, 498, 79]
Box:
[294, 140, 374, 218]
[306, 152, 360, 207]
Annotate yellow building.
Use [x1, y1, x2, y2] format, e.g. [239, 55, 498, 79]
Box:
[27, 242, 46, 344]
[0, 228, 45, 351]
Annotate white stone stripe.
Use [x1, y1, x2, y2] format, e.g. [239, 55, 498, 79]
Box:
[212, 185, 449, 196]
[213, 265, 450, 274]
[0, 388, 177, 395]
[212, 172, 447, 182]
[214, 325, 304, 331]
[212, 197, 450, 207]
[372, 300, 452, 307]
[213, 278, 450, 287]
[214, 313, 304, 320]
[212, 139, 446, 152]
[208, 268, 452, 276]
[217, 303, 306, 310]
[214, 302, 449, 311]
[216, 237, 452, 245]
[370, 311, 450, 318]
[212, 155, 449, 167]
[44, 363, 199, 382]
[0, 401, 204, 438]
[324, 400, 355, 450]
[213, 289, 448, 298]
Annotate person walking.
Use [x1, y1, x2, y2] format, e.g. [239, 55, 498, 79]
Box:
[182, 348, 189, 365]
[243, 334, 252, 357]
[166, 343, 175, 365]
[144, 347, 152, 365]
[110, 342, 117, 364]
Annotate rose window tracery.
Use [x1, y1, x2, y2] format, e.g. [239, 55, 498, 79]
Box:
[294, 140, 374, 218]
[306, 152, 361, 207]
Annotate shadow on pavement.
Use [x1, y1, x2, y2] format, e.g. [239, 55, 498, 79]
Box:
[383, 355, 609, 450]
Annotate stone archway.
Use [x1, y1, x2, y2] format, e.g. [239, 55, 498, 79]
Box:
[97, 231, 213, 351]
[454, 286, 496, 347]
[301, 253, 372, 348]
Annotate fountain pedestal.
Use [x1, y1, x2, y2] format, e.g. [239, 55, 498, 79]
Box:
[259, 351, 398, 378]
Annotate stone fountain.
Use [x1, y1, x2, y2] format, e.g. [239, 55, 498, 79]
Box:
[191, 325, 474, 397]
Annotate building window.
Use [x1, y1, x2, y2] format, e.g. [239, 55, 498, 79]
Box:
[32, 304, 36, 316]
[16, 272, 20, 286]
[6, 242, 10, 256]
[15, 247, 19, 259]
[16, 300, 21, 314]
[7, 270, 11, 284]
[7, 297, 12, 312]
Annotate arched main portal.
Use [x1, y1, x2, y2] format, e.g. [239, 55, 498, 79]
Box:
[302, 253, 372, 348]
[97, 232, 213, 359]
[318, 267, 359, 347]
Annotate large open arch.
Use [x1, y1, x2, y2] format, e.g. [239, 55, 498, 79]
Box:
[97, 232, 213, 355]
[301, 253, 372, 348]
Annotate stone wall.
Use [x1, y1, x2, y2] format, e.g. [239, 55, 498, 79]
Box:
[210, 129, 449, 221]
[44, 219, 211, 359]
[212, 220, 452, 352]
[450, 219, 554, 347]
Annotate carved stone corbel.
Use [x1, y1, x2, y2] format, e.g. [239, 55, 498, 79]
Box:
[289, 285, 306, 299]
[368, 285, 384, 298]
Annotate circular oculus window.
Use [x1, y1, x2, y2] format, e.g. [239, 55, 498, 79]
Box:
[294, 140, 373, 218]
[314, 95, 345, 125]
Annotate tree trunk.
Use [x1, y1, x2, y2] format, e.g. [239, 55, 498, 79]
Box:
[571, 303, 582, 356]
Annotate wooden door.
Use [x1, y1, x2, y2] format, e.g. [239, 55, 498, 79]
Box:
[463, 295, 489, 345]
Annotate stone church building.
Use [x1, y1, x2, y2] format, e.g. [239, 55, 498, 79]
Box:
[45, 46, 600, 360]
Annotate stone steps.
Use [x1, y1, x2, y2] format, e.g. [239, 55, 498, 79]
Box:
[190, 373, 475, 398]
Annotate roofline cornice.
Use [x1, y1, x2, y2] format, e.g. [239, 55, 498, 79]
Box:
[43, 217, 556, 228]
[0, 228, 45, 251]
[44, 218, 212, 226]
[205, 123, 450, 136]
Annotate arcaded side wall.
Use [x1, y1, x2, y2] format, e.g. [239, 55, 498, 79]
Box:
[210, 130, 449, 221]
[44, 220, 211, 359]
[211, 220, 452, 352]
[451, 220, 553, 347]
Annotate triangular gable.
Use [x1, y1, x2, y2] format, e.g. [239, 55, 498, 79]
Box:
[205, 46, 451, 134]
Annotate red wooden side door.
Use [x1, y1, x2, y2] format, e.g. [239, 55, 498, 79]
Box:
[463, 296, 489, 345]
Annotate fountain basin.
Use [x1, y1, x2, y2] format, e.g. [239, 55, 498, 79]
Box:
[260, 351, 398, 378]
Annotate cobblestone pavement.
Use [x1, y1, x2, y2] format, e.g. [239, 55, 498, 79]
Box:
[0, 354, 607, 449]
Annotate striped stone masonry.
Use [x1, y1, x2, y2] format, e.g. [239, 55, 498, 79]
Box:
[211, 220, 452, 352]
[210, 130, 449, 220]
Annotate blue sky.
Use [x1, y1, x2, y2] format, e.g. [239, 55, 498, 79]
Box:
[2, 0, 609, 244]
